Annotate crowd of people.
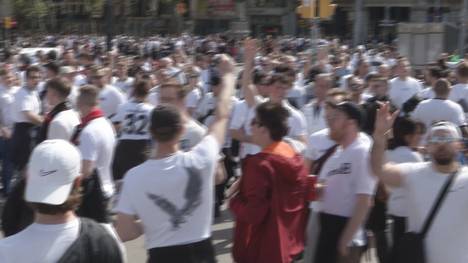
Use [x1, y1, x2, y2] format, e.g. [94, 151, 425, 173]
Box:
[0, 34, 466, 263]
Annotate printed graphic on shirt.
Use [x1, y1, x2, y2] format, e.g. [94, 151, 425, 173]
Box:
[122, 110, 150, 136]
[326, 163, 352, 177]
[146, 167, 202, 230]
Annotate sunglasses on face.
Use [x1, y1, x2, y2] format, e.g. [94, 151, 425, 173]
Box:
[428, 136, 458, 144]
[251, 118, 262, 127]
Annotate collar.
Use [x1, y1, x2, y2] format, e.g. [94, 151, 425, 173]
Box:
[262, 141, 296, 158]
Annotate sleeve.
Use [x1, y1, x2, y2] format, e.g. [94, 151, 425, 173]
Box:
[78, 131, 98, 161]
[229, 158, 271, 225]
[354, 149, 377, 195]
[47, 121, 69, 141]
[396, 162, 417, 188]
[452, 104, 466, 126]
[410, 104, 422, 121]
[188, 135, 221, 170]
[114, 176, 137, 215]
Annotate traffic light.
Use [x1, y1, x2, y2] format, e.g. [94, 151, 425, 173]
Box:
[296, 0, 316, 19]
[318, 0, 336, 19]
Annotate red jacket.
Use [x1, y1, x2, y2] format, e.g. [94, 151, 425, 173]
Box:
[230, 142, 310, 263]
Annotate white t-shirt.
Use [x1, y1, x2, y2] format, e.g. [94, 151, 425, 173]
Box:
[48, 109, 80, 141]
[449, 83, 468, 112]
[0, 86, 19, 129]
[179, 119, 207, 152]
[389, 77, 423, 109]
[98, 85, 126, 121]
[12, 87, 41, 123]
[398, 163, 468, 263]
[411, 99, 466, 130]
[301, 100, 327, 135]
[112, 76, 135, 96]
[318, 135, 376, 246]
[73, 74, 88, 87]
[418, 87, 435, 100]
[113, 101, 154, 141]
[229, 100, 259, 159]
[185, 87, 202, 110]
[78, 117, 116, 197]
[0, 218, 126, 263]
[385, 146, 423, 217]
[304, 128, 335, 162]
[0, 218, 80, 263]
[116, 135, 220, 249]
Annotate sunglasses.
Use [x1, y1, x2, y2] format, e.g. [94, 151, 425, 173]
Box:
[427, 136, 458, 144]
[251, 118, 262, 127]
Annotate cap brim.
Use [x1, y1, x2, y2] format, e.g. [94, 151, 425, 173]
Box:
[25, 180, 74, 205]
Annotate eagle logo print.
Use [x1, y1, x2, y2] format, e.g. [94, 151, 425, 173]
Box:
[146, 167, 203, 230]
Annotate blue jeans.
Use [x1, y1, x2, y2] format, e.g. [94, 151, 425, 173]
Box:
[0, 137, 14, 194]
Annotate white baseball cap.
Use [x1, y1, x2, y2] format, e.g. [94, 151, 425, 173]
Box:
[25, 140, 82, 205]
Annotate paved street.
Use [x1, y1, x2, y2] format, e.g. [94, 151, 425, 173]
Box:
[123, 205, 378, 263]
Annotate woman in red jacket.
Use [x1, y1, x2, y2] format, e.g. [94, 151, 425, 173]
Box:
[230, 101, 310, 263]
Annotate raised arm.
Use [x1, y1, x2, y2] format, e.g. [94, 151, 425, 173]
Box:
[242, 38, 259, 108]
[208, 54, 236, 146]
[371, 102, 404, 187]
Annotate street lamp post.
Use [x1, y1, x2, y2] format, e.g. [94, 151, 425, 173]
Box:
[105, 0, 113, 52]
[459, 0, 468, 57]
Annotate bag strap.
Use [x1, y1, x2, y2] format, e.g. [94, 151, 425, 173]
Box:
[311, 144, 338, 175]
[420, 169, 459, 237]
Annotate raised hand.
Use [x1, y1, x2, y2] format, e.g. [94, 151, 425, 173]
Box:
[374, 102, 399, 136]
[243, 38, 257, 65]
[216, 54, 235, 76]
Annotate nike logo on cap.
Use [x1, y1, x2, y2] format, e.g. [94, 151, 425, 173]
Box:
[39, 169, 58, 177]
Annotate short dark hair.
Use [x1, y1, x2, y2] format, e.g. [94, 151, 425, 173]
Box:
[44, 62, 60, 75]
[46, 78, 71, 98]
[428, 66, 446, 79]
[26, 66, 41, 78]
[389, 117, 426, 149]
[132, 80, 150, 98]
[78, 85, 99, 107]
[434, 78, 451, 96]
[255, 102, 290, 141]
[28, 181, 81, 215]
[159, 83, 189, 99]
[457, 61, 468, 78]
[150, 104, 183, 142]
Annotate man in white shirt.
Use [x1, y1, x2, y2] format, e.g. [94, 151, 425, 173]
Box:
[10, 66, 43, 174]
[314, 101, 376, 263]
[37, 78, 80, 142]
[302, 73, 332, 135]
[0, 140, 125, 263]
[74, 85, 116, 223]
[389, 58, 423, 109]
[0, 70, 18, 195]
[91, 68, 126, 121]
[418, 66, 445, 100]
[411, 79, 467, 137]
[449, 61, 468, 114]
[371, 104, 468, 263]
[112, 62, 134, 96]
[114, 54, 236, 262]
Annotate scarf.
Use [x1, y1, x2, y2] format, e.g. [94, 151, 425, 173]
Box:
[71, 107, 104, 145]
[37, 101, 71, 143]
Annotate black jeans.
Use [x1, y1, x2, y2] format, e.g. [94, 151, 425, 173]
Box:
[147, 238, 216, 263]
[77, 171, 110, 223]
[314, 213, 349, 263]
[389, 215, 407, 261]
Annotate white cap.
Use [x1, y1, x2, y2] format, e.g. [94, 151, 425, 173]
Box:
[428, 121, 462, 140]
[26, 140, 82, 205]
